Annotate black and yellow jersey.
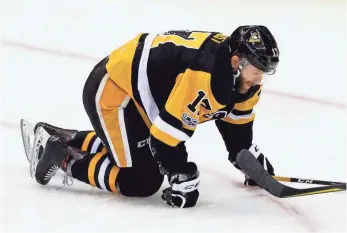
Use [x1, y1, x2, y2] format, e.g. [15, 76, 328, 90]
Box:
[105, 31, 261, 166]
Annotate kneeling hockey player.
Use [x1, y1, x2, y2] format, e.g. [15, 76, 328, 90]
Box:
[25, 25, 279, 208]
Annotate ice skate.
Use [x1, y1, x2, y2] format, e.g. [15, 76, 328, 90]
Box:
[34, 134, 88, 185]
[34, 122, 77, 144]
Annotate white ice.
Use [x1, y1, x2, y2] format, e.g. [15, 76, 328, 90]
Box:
[1, 0, 346, 232]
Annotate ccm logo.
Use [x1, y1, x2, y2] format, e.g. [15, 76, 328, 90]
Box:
[137, 138, 150, 148]
[298, 179, 313, 184]
[184, 181, 200, 190]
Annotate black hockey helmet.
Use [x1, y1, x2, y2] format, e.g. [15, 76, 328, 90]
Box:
[228, 25, 279, 74]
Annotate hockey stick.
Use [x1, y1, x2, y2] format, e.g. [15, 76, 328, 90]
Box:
[236, 150, 346, 198]
[273, 176, 345, 186]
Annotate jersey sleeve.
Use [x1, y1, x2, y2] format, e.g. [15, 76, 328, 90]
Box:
[215, 87, 262, 168]
[149, 69, 224, 172]
[150, 68, 224, 147]
[221, 86, 262, 125]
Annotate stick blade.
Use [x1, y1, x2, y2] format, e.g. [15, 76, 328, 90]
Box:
[236, 149, 346, 198]
[236, 149, 285, 197]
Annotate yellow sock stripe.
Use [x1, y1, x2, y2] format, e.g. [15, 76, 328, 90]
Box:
[109, 166, 120, 193]
[88, 151, 106, 187]
[81, 132, 96, 151]
[287, 188, 344, 197]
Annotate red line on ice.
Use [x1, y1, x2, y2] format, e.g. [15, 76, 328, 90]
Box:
[2, 39, 345, 109]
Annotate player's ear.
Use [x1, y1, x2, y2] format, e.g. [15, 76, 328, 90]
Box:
[231, 55, 239, 70]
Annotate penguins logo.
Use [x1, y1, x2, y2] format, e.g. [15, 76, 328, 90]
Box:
[248, 31, 260, 43]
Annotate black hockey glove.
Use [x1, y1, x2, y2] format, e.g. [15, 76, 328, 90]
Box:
[243, 144, 275, 186]
[161, 162, 200, 208]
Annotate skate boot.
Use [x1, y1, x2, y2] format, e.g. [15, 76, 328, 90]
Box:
[35, 135, 88, 185]
[34, 122, 77, 144]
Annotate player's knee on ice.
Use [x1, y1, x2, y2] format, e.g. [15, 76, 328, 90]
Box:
[117, 158, 164, 197]
[71, 150, 163, 197]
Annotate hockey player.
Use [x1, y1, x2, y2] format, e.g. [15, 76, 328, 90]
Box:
[30, 25, 279, 208]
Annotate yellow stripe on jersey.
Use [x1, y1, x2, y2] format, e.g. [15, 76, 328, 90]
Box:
[98, 78, 130, 167]
[133, 99, 152, 130]
[88, 150, 107, 187]
[106, 33, 145, 99]
[150, 124, 181, 147]
[221, 86, 262, 125]
[221, 113, 256, 125]
[81, 132, 96, 151]
[152, 32, 211, 49]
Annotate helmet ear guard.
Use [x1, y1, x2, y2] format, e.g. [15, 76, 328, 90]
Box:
[238, 57, 250, 70]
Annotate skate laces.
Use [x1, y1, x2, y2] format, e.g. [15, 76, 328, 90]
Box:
[61, 147, 86, 187]
[62, 159, 75, 186]
[63, 172, 73, 186]
[61, 155, 75, 186]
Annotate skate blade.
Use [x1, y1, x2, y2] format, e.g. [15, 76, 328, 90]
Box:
[30, 126, 50, 178]
[20, 119, 35, 162]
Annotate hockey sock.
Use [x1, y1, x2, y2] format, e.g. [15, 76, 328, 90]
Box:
[70, 148, 120, 193]
[67, 131, 104, 153]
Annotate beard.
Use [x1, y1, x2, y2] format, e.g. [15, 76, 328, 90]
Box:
[235, 70, 249, 94]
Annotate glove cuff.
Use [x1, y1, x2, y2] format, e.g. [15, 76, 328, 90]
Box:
[168, 162, 200, 193]
[249, 144, 261, 157]
[172, 179, 200, 193]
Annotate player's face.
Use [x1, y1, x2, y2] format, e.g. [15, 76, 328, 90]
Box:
[238, 64, 264, 94]
[230, 55, 264, 94]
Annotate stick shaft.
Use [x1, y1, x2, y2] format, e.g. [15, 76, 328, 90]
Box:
[273, 176, 345, 185]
